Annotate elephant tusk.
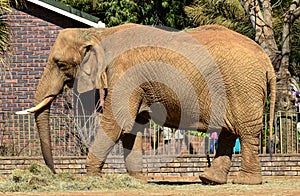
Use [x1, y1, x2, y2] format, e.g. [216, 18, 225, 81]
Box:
[16, 97, 54, 115]
[15, 109, 34, 115]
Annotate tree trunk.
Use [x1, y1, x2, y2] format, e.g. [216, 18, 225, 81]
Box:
[241, 0, 300, 153]
[276, 0, 300, 153]
[240, 0, 279, 63]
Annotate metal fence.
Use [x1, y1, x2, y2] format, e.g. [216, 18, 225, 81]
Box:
[0, 112, 299, 157]
[273, 111, 299, 154]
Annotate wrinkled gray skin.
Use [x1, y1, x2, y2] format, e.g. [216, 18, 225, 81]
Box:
[27, 24, 275, 185]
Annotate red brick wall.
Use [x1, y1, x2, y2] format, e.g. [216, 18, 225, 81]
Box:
[1, 4, 91, 114]
[1, 154, 300, 178]
[1, 9, 60, 113]
[0, 5, 92, 156]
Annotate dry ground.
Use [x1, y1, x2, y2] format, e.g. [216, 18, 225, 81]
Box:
[1, 176, 300, 196]
[0, 163, 299, 195]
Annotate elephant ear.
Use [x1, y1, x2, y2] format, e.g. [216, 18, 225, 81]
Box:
[77, 44, 105, 93]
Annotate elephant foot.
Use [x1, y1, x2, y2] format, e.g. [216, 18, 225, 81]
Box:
[199, 173, 226, 185]
[199, 156, 231, 185]
[199, 169, 227, 185]
[232, 171, 262, 185]
[86, 152, 105, 176]
[128, 171, 148, 184]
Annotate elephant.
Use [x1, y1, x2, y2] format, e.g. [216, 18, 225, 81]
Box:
[17, 23, 276, 185]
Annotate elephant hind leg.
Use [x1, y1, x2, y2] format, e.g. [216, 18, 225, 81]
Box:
[199, 128, 236, 184]
[233, 133, 262, 185]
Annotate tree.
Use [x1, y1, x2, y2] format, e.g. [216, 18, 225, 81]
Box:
[0, 0, 11, 65]
[241, 0, 300, 153]
[57, 0, 193, 29]
[136, 0, 193, 29]
[185, 0, 254, 37]
[0, 0, 24, 65]
[186, 0, 300, 153]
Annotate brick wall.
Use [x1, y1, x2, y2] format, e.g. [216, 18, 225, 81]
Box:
[0, 3, 91, 114]
[1, 154, 300, 179]
[1, 10, 58, 113]
[0, 5, 93, 154]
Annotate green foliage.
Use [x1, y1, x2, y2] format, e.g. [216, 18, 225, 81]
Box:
[185, 0, 254, 38]
[289, 19, 300, 77]
[1, 0, 24, 65]
[0, 0, 11, 58]
[139, 0, 193, 29]
[0, 19, 9, 58]
[56, 0, 193, 29]
[57, 0, 136, 27]
[186, 130, 208, 137]
[270, 0, 300, 77]
[100, 0, 139, 27]
[261, 128, 271, 148]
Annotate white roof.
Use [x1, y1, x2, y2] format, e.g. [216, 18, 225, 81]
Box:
[27, 0, 105, 28]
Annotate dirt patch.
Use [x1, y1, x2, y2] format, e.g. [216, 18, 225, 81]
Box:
[0, 163, 299, 195]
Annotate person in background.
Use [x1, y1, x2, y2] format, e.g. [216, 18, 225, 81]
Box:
[209, 131, 218, 154]
[162, 127, 172, 155]
[233, 138, 241, 154]
[174, 129, 185, 154]
[150, 128, 160, 155]
[291, 87, 300, 111]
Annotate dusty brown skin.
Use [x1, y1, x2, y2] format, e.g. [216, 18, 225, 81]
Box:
[24, 24, 276, 185]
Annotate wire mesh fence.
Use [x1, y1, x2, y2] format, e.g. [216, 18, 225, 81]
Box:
[0, 112, 299, 157]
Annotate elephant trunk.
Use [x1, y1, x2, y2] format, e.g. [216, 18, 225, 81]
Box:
[33, 64, 64, 174]
[35, 107, 56, 173]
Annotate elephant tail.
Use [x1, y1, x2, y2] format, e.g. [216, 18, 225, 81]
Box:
[267, 70, 276, 156]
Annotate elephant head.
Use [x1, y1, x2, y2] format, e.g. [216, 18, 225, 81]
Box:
[17, 28, 106, 173]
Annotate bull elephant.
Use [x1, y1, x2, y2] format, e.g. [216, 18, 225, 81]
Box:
[17, 23, 276, 185]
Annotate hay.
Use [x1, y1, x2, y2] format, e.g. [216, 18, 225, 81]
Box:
[0, 162, 149, 192]
[1, 164, 300, 194]
[0, 163, 54, 192]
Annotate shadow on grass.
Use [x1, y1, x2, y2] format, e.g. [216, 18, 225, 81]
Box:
[149, 181, 203, 185]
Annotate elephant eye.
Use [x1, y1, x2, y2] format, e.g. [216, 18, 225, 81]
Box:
[57, 62, 66, 69]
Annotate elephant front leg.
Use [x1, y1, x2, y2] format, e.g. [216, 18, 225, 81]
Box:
[199, 129, 236, 184]
[86, 152, 105, 176]
[86, 118, 121, 176]
[233, 134, 262, 185]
